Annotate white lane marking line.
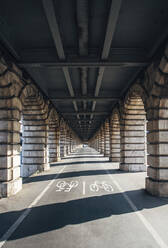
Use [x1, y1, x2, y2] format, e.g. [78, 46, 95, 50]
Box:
[104, 167, 168, 248]
[83, 181, 86, 195]
[0, 166, 66, 248]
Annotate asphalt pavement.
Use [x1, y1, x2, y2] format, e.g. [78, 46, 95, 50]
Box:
[1, 147, 168, 248]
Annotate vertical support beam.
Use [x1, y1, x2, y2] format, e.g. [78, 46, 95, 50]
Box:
[100, 125, 105, 154]
[48, 125, 61, 163]
[0, 72, 22, 197]
[60, 125, 66, 158]
[0, 117, 22, 197]
[98, 130, 101, 153]
[104, 119, 110, 157]
[66, 129, 70, 155]
[120, 97, 146, 172]
[22, 104, 49, 177]
[146, 97, 168, 196]
[109, 112, 121, 162]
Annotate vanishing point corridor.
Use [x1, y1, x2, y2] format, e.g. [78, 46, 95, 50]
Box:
[1, 1, 168, 247]
[1, 147, 168, 248]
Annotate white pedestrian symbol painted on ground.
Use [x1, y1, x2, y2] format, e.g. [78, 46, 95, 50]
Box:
[56, 180, 79, 192]
[89, 181, 114, 192]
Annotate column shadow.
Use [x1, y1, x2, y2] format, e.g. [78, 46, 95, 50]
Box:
[24, 168, 123, 184]
[1, 189, 168, 241]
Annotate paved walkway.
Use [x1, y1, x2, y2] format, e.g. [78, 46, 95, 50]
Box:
[1, 147, 168, 248]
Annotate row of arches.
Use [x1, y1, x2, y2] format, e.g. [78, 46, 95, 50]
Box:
[0, 59, 81, 198]
[89, 44, 168, 197]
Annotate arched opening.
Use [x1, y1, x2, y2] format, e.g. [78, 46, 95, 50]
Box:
[109, 110, 120, 162]
[0, 66, 23, 197]
[65, 128, 71, 155]
[20, 85, 49, 177]
[120, 93, 147, 172]
[60, 120, 66, 158]
[100, 125, 105, 155]
[146, 96, 168, 196]
[48, 108, 60, 163]
[104, 118, 110, 157]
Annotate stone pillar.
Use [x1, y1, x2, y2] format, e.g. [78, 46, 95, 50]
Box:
[48, 126, 61, 163]
[70, 134, 74, 152]
[109, 113, 120, 162]
[0, 64, 22, 197]
[146, 107, 168, 196]
[0, 107, 22, 197]
[60, 126, 66, 158]
[22, 119, 49, 177]
[104, 119, 110, 157]
[95, 133, 98, 151]
[98, 130, 101, 153]
[56, 128, 61, 159]
[21, 97, 49, 177]
[100, 126, 105, 154]
[70, 132, 73, 153]
[120, 98, 146, 172]
[66, 130, 70, 155]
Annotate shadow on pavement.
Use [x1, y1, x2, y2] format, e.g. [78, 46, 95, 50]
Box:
[63, 156, 105, 159]
[51, 160, 110, 167]
[24, 169, 123, 184]
[1, 189, 168, 241]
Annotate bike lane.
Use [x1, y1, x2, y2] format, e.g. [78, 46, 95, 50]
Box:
[2, 148, 161, 248]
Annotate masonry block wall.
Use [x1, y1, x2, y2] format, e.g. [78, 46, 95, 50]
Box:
[120, 94, 146, 172]
[100, 125, 105, 154]
[21, 88, 49, 177]
[60, 122, 67, 158]
[0, 57, 80, 198]
[109, 110, 120, 162]
[104, 118, 110, 157]
[48, 109, 61, 163]
[90, 44, 168, 197]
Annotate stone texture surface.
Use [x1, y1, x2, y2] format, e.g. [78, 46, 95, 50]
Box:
[120, 96, 147, 172]
[109, 111, 120, 162]
[104, 118, 110, 157]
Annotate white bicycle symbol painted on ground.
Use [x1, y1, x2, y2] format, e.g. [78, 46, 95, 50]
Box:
[89, 181, 114, 192]
[56, 180, 79, 192]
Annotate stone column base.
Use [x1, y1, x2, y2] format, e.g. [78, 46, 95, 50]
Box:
[42, 163, 50, 171]
[0, 178, 22, 198]
[56, 157, 61, 162]
[49, 157, 61, 163]
[146, 177, 168, 197]
[21, 164, 38, 177]
[50, 157, 61, 163]
[104, 153, 110, 157]
[120, 163, 147, 172]
[109, 157, 120, 162]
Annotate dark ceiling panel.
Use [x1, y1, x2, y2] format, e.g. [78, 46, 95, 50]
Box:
[53, 0, 78, 51]
[26, 67, 70, 95]
[89, 0, 111, 50]
[112, 0, 168, 52]
[0, 0, 55, 50]
[0, 0, 167, 140]
[102, 67, 139, 91]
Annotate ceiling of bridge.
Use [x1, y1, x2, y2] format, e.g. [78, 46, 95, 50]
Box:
[0, 0, 168, 140]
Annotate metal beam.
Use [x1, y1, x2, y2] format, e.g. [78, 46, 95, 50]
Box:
[19, 47, 147, 60]
[18, 60, 148, 68]
[91, 0, 122, 120]
[63, 112, 109, 116]
[50, 96, 120, 101]
[42, 0, 80, 122]
[77, 0, 89, 115]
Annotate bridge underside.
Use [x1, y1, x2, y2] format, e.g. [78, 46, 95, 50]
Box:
[0, 1, 168, 199]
